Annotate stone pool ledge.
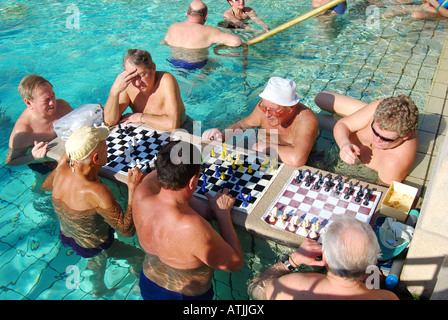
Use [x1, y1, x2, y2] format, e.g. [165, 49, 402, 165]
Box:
[400, 33, 448, 299]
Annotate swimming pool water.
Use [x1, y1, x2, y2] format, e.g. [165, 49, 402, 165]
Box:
[0, 0, 447, 300]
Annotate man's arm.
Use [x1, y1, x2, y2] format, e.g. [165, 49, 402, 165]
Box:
[104, 69, 137, 126]
[257, 108, 318, 167]
[5, 141, 50, 167]
[333, 100, 379, 165]
[143, 73, 184, 131]
[426, 0, 448, 16]
[248, 239, 325, 300]
[95, 167, 144, 237]
[199, 189, 244, 272]
[202, 104, 262, 141]
[210, 27, 242, 47]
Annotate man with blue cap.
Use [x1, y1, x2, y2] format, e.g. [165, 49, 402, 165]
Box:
[202, 77, 319, 167]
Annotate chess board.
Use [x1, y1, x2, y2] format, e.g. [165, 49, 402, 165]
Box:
[262, 168, 382, 242]
[194, 144, 284, 214]
[104, 124, 179, 176]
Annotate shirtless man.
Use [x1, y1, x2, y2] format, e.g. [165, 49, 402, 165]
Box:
[202, 77, 318, 168]
[6, 74, 72, 168]
[248, 215, 399, 300]
[104, 49, 186, 132]
[133, 141, 243, 300]
[221, 0, 270, 33]
[315, 91, 419, 185]
[164, 1, 242, 49]
[43, 126, 144, 297]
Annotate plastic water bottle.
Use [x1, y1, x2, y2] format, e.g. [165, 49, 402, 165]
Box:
[385, 209, 420, 289]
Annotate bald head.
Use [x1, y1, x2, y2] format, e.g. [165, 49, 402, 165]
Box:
[188, 0, 208, 17]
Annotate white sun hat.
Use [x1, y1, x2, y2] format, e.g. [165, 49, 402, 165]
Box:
[259, 77, 300, 107]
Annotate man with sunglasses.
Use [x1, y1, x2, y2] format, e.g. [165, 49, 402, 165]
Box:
[315, 91, 419, 186]
[202, 77, 319, 168]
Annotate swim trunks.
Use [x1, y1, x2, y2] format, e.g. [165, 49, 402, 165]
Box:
[139, 271, 214, 300]
[28, 161, 57, 175]
[167, 58, 208, 71]
[437, 0, 448, 9]
[59, 227, 115, 258]
[329, 1, 347, 14]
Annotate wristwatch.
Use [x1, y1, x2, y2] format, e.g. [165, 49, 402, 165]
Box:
[282, 255, 296, 272]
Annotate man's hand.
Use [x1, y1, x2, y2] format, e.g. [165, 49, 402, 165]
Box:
[205, 188, 235, 216]
[31, 141, 49, 160]
[339, 143, 361, 165]
[202, 128, 223, 141]
[110, 68, 138, 96]
[119, 112, 143, 125]
[127, 167, 144, 190]
[290, 239, 325, 268]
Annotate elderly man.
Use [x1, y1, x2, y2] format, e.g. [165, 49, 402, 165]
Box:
[248, 215, 399, 300]
[315, 91, 419, 185]
[104, 49, 187, 132]
[43, 126, 144, 297]
[202, 77, 319, 167]
[6, 74, 73, 169]
[133, 141, 243, 300]
[164, 1, 242, 49]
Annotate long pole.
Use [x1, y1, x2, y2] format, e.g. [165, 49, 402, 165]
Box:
[245, 0, 346, 46]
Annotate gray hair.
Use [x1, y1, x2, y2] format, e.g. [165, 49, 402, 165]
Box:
[322, 215, 380, 281]
[123, 49, 154, 69]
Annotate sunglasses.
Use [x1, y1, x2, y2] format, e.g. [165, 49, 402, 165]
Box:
[258, 101, 289, 117]
[370, 121, 399, 143]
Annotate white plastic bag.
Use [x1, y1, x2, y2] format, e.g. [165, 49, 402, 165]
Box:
[53, 104, 104, 141]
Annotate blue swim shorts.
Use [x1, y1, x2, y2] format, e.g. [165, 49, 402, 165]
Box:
[59, 227, 115, 258]
[437, 0, 448, 9]
[329, 1, 347, 14]
[167, 58, 208, 71]
[139, 271, 214, 300]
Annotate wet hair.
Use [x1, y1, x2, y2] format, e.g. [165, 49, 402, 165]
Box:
[188, 4, 208, 17]
[155, 141, 201, 190]
[322, 215, 380, 281]
[18, 74, 52, 102]
[373, 95, 419, 137]
[123, 49, 154, 69]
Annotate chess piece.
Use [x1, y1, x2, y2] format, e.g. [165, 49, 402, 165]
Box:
[309, 229, 319, 240]
[301, 218, 310, 229]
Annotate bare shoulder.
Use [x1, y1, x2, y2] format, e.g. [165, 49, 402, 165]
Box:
[9, 111, 32, 148]
[244, 7, 256, 15]
[267, 272, 325, 299]
[295, 104, 319, 128]
[158, 71, 178, 87]
[84, 180, 116, 209]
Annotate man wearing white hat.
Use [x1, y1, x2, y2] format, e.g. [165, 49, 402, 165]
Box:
[202, 77, 318, 167]
[43, 125, 145, 297]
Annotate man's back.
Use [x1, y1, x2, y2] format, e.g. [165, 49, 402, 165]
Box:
[51, 160, 114, 248]
[133, 171, 218, 295]
[268, 272, 399, 300]
[165, 21, 241, 49]
[165, 21, 242, 49]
